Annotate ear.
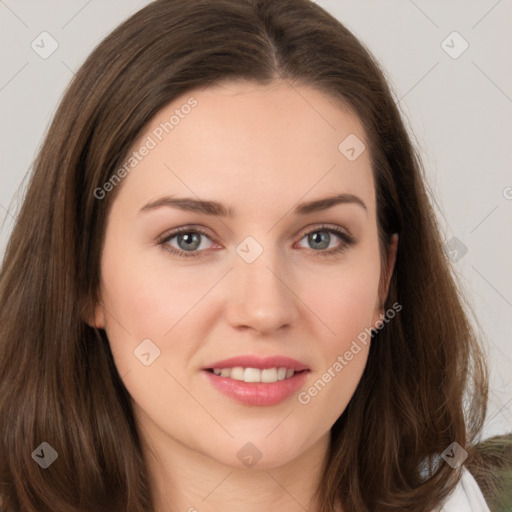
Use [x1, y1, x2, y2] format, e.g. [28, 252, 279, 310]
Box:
[93, 302, 106, 329]
[374, 233, 398, 325]
[82, 294, 106, 329]
[381, 233, 398, 303]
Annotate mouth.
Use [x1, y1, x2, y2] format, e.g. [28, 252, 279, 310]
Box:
[204, 366, 307, 383]
[202, 355, 310, 406]
[202, 356, 311, 406]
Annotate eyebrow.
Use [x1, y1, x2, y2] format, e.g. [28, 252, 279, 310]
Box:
[139, 193, 367, 217]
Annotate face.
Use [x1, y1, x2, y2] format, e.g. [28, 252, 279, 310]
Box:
[94, 80, 397, 470]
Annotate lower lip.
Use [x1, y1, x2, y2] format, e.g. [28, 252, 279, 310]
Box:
[203, 370, 309, 406]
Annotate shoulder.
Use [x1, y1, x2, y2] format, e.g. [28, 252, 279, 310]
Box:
[438, 467, 491, 512]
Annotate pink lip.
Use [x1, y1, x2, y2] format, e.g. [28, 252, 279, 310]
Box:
[203, 355, 309, 371]
[203, 369, 309, 406]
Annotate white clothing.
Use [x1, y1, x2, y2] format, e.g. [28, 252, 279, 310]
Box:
[439, 467, 491, 512]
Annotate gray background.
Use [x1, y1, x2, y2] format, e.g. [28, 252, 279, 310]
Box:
[1, 0, 511, 439]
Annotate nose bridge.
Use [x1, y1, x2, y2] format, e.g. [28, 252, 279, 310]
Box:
[225, 237, 299, 333]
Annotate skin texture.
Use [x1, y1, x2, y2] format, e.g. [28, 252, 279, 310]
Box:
[94, 80, 398, 512]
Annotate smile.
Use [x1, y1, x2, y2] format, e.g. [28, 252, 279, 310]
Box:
[203, 368, 310, 406]
[207, 366, 299, 383]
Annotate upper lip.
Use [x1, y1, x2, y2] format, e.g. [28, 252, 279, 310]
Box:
[204, 355, 309, 371]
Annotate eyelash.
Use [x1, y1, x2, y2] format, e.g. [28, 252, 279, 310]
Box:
[157, 224, 356, 259]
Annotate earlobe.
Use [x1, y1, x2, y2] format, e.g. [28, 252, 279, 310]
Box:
[93, 305, 106, 329]
[92, 288, 106, 329]
[82, 294, 106, 329]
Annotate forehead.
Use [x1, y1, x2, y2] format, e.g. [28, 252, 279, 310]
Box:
[114, 80, 375, 216]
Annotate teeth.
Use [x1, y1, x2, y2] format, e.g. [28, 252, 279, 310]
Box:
[261, 368, 277, 383]
[231, 367, 244, 380]
[211, 366, 297, 383]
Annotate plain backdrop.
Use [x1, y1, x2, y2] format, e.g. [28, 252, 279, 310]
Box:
[1, 0, 511, 439]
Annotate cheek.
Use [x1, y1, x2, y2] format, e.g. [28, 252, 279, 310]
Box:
[101, 240, 208, 334]
[98, 233, 215, 377]
[293, 251, 380, 422]
[295, 283, 377, 434]
[302, 256, 381, 347]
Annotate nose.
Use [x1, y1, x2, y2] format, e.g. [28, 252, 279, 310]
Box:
[223, 248, 300, 335]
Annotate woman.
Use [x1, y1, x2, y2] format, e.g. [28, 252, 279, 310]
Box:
[0, 0, 492, 510]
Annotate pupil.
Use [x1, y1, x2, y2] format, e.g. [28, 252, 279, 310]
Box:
[178, 232, 200, 251]
[309, 231, 330, 250]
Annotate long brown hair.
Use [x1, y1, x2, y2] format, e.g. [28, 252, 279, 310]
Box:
[0, 0, 488, 510]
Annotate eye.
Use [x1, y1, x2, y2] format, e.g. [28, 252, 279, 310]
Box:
[157, 224, 356, 260]
[296, 225, 356, 256]
[158, 227, 216, 258]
